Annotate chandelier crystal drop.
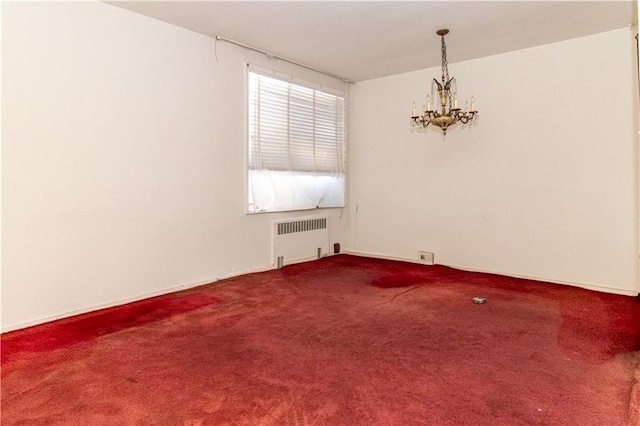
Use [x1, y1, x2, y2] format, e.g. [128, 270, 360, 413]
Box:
[411, 29, 478, 135]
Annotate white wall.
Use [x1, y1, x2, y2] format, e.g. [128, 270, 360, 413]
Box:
[348, 28, 639, 295]
[2, 3, 637, 333]
[1, 1, 349, 331]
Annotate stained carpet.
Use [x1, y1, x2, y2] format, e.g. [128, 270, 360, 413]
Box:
[2, 255, 640, 425]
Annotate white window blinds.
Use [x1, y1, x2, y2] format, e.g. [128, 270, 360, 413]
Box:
[248, 71, 345, 174]
[247, 68, 346, 213]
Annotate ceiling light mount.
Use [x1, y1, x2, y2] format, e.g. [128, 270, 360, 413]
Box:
[411, 29, 478, 135]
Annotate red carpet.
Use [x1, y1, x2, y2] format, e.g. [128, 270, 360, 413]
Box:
[2, 255, 640, 425]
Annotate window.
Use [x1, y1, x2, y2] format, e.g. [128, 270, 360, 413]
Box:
[247, 67, 346, 213]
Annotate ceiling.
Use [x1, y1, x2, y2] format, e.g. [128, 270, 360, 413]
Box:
[107, 1, 637, 82]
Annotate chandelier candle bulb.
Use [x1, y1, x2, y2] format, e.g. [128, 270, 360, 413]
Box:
[412, 102, 416, 116]
[471, 96, 475, 111]
[427, 95, 431, 111]
[454, 94, 458, 109]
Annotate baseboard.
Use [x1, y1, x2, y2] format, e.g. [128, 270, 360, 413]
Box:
[5, 252, 636, 333]
[1, 255, 341, 333]
[344, 250, 639, 297]
[343, 250, 426, 265]
[1, 263, 278, 334]
[281, 253, 333, 267]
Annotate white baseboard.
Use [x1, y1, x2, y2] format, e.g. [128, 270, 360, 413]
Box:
[281, 254, 331, 267]
[343, 250, 639, 297]
[1, 255, 341, 333]
[1, 263, 277, 334]
[343, 250, 425, 265]
[4, 252, 636, 333]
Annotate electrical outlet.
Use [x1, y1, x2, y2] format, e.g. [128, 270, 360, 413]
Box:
[418, 251, 435, 265]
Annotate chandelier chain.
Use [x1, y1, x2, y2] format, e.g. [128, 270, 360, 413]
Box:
[441, 34, 449, 85]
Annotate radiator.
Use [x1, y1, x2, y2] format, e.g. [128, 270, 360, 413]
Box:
[273, 217, 329, 268]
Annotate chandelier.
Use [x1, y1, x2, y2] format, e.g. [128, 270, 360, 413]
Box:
[411, 29, 478, 135]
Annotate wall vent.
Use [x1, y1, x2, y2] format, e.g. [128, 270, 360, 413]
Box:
[418, 251, 435, 265]
[277, 218, 327, 235]
[273, 217, 329, 267]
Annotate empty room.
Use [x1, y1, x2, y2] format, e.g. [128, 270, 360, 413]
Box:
[2, 1, 640, 424]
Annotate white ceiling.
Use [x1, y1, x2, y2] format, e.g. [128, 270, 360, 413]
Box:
[107, 1, 637, 82]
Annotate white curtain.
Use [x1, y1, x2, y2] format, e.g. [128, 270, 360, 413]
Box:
[248, 170, 345, 212]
